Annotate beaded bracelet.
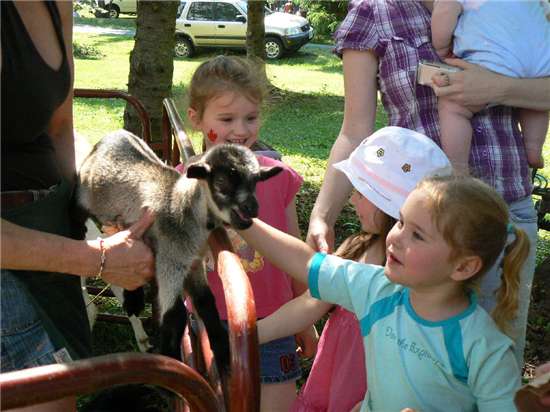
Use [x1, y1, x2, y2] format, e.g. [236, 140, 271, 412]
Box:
[97, 237, 106, 279]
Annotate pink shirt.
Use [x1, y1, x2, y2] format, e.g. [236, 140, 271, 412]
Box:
[177, 155, 303, 319]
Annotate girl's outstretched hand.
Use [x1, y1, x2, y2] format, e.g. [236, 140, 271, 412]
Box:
[99, 209, 156, 290]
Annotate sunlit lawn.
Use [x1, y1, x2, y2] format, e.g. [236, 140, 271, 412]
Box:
[73, 28, 550, 258]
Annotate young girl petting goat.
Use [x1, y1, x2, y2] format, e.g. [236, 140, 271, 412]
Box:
[240, 170, 529, 411]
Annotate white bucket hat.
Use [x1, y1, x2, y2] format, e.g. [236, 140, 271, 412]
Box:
[333, 126, 452, 219]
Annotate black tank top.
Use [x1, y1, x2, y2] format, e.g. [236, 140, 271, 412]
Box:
[1, 1, 70, 191]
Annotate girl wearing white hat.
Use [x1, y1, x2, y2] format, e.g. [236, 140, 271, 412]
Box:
[258, 126, 454, 411]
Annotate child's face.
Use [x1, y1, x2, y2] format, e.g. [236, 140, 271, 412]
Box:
[189, 91, 260, 150]
[350, 189, 385, 234]
[384, 189, 456, 289]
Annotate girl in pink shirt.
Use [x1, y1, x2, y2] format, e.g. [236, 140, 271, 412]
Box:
[177, 55, 318, 412]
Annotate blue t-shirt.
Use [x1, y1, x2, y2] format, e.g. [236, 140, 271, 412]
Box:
[308, 253, 520, 412]
[454, 0, 550, 78]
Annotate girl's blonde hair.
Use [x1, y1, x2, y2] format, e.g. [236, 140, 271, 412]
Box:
[417, 175, 529, 334]
[188, 55, 267, 120]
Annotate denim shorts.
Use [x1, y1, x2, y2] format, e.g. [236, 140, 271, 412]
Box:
[258, 335, 301, 384]
[0, 271, 70, 372]
[194, 317, 301, 384]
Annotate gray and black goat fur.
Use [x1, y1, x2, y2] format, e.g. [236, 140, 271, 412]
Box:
[77, 130, 282, 376]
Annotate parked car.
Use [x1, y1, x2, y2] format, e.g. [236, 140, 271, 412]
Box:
[97, 0, 136, 18]
[175, 0, 314, 60]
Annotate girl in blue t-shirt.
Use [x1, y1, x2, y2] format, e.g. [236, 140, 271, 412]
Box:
[240, 172, 529, 411]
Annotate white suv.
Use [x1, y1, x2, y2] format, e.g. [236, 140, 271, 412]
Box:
[175, 0, 314, 60]
[97, 0, 136, 18]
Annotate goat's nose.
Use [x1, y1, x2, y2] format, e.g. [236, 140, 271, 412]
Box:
[241, 199, 259, 217]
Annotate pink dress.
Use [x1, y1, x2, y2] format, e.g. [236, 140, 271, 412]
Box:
[291, 306, 366, 412]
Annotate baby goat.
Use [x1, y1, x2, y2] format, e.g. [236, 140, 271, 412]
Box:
[77, 130, 282, 376]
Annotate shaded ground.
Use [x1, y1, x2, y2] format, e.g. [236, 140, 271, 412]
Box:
[524, 255, 550, 378]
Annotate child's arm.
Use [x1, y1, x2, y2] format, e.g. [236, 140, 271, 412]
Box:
[285, 197, 308, 295]
[285, 196, 320, 356]
[239, 218, 315, 286]
[257, 290, 332, 344]
[431, 0, 462, 59]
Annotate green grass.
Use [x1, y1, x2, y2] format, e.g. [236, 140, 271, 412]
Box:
[75, 15, 137, 29]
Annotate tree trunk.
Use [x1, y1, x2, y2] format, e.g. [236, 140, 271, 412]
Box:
[246, 0, 269, 84]
[124, 1, 180, 142]
[246, 1, 266, 60]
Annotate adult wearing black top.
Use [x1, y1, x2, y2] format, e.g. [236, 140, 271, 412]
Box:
[1, 2, 155, 410]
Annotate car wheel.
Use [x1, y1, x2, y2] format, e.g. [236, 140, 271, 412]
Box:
[174, 37, 194, 58]
[107, 4, 120, 18]
[265, 37, 284, 60]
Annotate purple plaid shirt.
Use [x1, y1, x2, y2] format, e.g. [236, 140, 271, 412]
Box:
[334, 0, 532, 203]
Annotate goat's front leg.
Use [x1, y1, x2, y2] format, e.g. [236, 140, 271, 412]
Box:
[184, 263, 230, 378]
[156, 256, 188, 361]
[122, 287, 145, 317]
[111, 285, 152, 352]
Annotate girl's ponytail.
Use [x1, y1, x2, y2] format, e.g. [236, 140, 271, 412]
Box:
[492, 225, 530, 335]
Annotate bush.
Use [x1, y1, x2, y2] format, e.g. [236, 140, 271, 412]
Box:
[73, 42, 104, 59]
[306, 4, 341, 37]
[73, 0, 98, 18]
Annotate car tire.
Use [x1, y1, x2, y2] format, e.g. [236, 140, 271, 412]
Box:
[174, 37, 195, 58]
[107, 4, 120, 18]
[265, 37, 284, 60]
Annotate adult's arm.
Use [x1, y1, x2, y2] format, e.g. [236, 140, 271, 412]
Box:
[433, 58, 550, 111]
[306, 50, 379, 252]
[0, 3, 156, 290]
[1, 212, 156, 290]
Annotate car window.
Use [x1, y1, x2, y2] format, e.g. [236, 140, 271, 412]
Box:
[176, 1, 186, 18]
[214, 2, 242, 22]
[236, 1, 272, 15]
[187, 2, 214, 21]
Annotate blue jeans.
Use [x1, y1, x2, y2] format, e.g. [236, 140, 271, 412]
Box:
[0, 271, 61, 372]
[478, 196, 538, 368]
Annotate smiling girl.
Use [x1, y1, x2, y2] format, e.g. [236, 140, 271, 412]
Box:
[177, 55, 317, 412]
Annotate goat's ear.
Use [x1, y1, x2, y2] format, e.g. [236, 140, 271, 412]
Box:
[257, 166, 283, 182]
[186, 163, 211, 180]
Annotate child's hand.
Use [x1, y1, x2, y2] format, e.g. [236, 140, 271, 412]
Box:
[535, 362, 550, 407]
[295, 325, 319, 358]
[515, 361, 550, 411]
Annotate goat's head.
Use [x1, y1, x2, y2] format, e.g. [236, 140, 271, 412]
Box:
[186, 144, 283, 229]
